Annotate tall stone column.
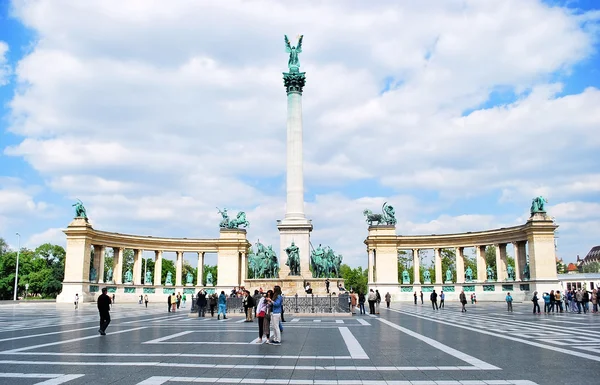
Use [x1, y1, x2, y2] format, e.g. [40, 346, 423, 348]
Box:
[240, 252, 246, 287]
[153, 250, 163, 286]
[368, 249, 374, 284]
[413, 248, 421, 284]
[516, 241, 528, 280]
[455, 247, 465, 284]
[434, 248, 442, 284]
[197, 252, 204, 286]
[476, 245, 486, 282]
[495, 243, 508, 281]
[175, 251, 183, 287]
[114, 247, 124, 285]
[92, 245, 103, 283]
[133, 249, 142, 285]
[97, 245, 105, 283]
[278, 65, 313, 279]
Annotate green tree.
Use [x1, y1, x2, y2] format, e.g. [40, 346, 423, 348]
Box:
[340, 264, 367, 294]
[485, 246, 497, 272]
[161, 259, 176, 284]
[440, 248, 455, 282]
[582, 262, 600, 273]
[122, 249, 134, 282]
[397, 251, 413, 283]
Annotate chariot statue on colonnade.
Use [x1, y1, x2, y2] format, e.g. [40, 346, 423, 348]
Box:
[217, 207, 250, 229]
[363, 202, 397, 226]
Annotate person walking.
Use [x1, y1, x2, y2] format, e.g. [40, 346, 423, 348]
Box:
[74, 294, 79, 310]
[375, 290, 381, 314]
[209, 294, 217, 317]
[256, 292, 269, 343]
[532, 291, 541, 314]
[413, 292, 417, 305]
[358, 292, 366, 315]
[506, 292, 513, 312]
[217, 290, 227, 320]
[385, 292, 391, 308]
[420, 291, 424, 305]
[267, 285, 283, 345]
[144, 294, 149, 308]
[350, 291, 357, 314]
[167, 293, 172, 313]
[97, 288, 111, 335]
[197, 291, 207, 317]
[182, 293, 187, 308]
[176, 292, 182, 309]
[325, 278, 330, 294]
[171, 293, 177, 312]
[459, 290, 467, 312]
[367, 289, 376, 314]
[430, 290, 438, 310]
[439, 291, 445, 309]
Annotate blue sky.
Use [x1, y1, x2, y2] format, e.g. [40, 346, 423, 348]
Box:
[1, 0, 599, 267]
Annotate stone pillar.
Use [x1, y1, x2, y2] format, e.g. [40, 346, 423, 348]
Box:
[516, 241, 528, 280]
[175, 251, 183, 287]
[153, 250, 163, 286]
[133, 249, 142, 285]
[57, 217, 94, 303]
[197, 252, 204, 286]
[92, 245, 103, 283]
[434, 248, 442, 284]
[240, 252, 246, 287]
[525, 215, 558, 281]
[455, 247, 464, 284]
[217, 229, 248, 288]
[368, 249, 374, 284]
[114, 247, 124, 285]
[413, 248, 421, 284]
[496, 243, 508, 281]
[284, 78, 306, 221]
[97, 245, 105, 283]
[476, 245, 486, 282]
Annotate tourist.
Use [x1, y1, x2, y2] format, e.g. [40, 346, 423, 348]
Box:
[197, 290, 207, 317]
[575, 289, 583, 313]
[167, 293, 172, 313]
[171, 293, 177, 312]
[217, 290, 227, 320]
[532, 291, 541, 314]
[176, 292, 182, 309]
[74, 293, 79, 310]
[367, 289, 376, 314]
[459, 290, 467, 312]
[209, 294, 217, 317]
[375, 289, 381, 314]
[554, 291, 563, 312]
[549, 290, 555, 312]
[305, 283, 312, 294]
[420, 291, 423, 304]
[583, 289, 590, 313]
[472, 293, 477, 304]
[439, 291, 445, 309]
[543, 292, 551, 313]
[253, 290, 261, 318]
[97, 288, 111, 335]
[267, 285, 283, 345]
[144, 294, 149, 308]
[413, 292, 417, 305]
[139, 295, 143, 305]
[358, 292, 366, 315]
[325, 278, 330, 294]
[385, 292, 391, 308]
[430, 290, 438, 310]
[256, 292, 269, 343]
[243, 290, 254, 322]
[592, 289, 598, 313]
[280, 292, 286, 322]
[506, 292, 513, 312]
[182, 293, 187, 308]
[350, 291, 357, 314]
[112, 294, 115, 305]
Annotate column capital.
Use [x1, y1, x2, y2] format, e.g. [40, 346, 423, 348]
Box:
[283, 71, 306, 93]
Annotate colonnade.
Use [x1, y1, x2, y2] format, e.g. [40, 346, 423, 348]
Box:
[90, 246, 213, 287]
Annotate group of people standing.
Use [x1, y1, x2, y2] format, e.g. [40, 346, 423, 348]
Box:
[167, 292, 186, 312]
[532, 288, 599, 314]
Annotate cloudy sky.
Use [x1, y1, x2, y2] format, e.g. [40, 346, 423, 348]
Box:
[0, 0, 599, 268]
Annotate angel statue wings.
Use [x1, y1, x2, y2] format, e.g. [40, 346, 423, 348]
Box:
[285, 34, 303, 71]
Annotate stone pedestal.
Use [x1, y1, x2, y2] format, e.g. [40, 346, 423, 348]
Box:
[217, 228, 248, 287]
[245, 277, 344, 296]
[278, 221, 313, 279]
[57, 217, 94, 303]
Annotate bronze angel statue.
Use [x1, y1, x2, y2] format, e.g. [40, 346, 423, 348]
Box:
[284, 34, 303, 71]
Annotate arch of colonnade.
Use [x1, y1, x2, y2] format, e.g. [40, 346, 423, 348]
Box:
[56, 217, 250, 303]
[365, 212, 559, 300]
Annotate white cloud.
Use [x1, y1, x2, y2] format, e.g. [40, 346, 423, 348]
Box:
[26, 228, 65, 248]
[2, 0, 599, 265]
[0, 41, 10, 85]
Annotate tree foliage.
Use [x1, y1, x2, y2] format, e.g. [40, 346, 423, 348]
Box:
[340, 264, 367, 294]
[203, 265, 218, 286]
[582, 262, 600, 273]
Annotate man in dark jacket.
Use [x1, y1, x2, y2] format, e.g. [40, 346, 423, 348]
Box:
[97, 288, 112, 335]
[197, 291, 207, 317]
[430, 290, 438, 310]
[167, 293, 172, 312]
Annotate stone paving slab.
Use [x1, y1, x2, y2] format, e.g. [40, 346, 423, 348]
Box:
[0, 302, 597, 384]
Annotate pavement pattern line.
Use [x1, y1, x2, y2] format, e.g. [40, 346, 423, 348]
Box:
[135, 376, 539, 385]
[389, 307, 600, 363]
[1, 352, 361, 360]
[1, 327, 147, 353]
[0, 372, 85, 385]
[0, 360, 495, 371]
[377, 318, 500, 370]
[338, 326, 368, 359]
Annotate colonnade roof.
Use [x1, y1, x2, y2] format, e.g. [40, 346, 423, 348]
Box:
[365, 218, 557, 249]
[65, 222, 251, 253]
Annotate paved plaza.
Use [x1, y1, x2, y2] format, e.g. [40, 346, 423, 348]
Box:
[0, 301, 598, 385]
